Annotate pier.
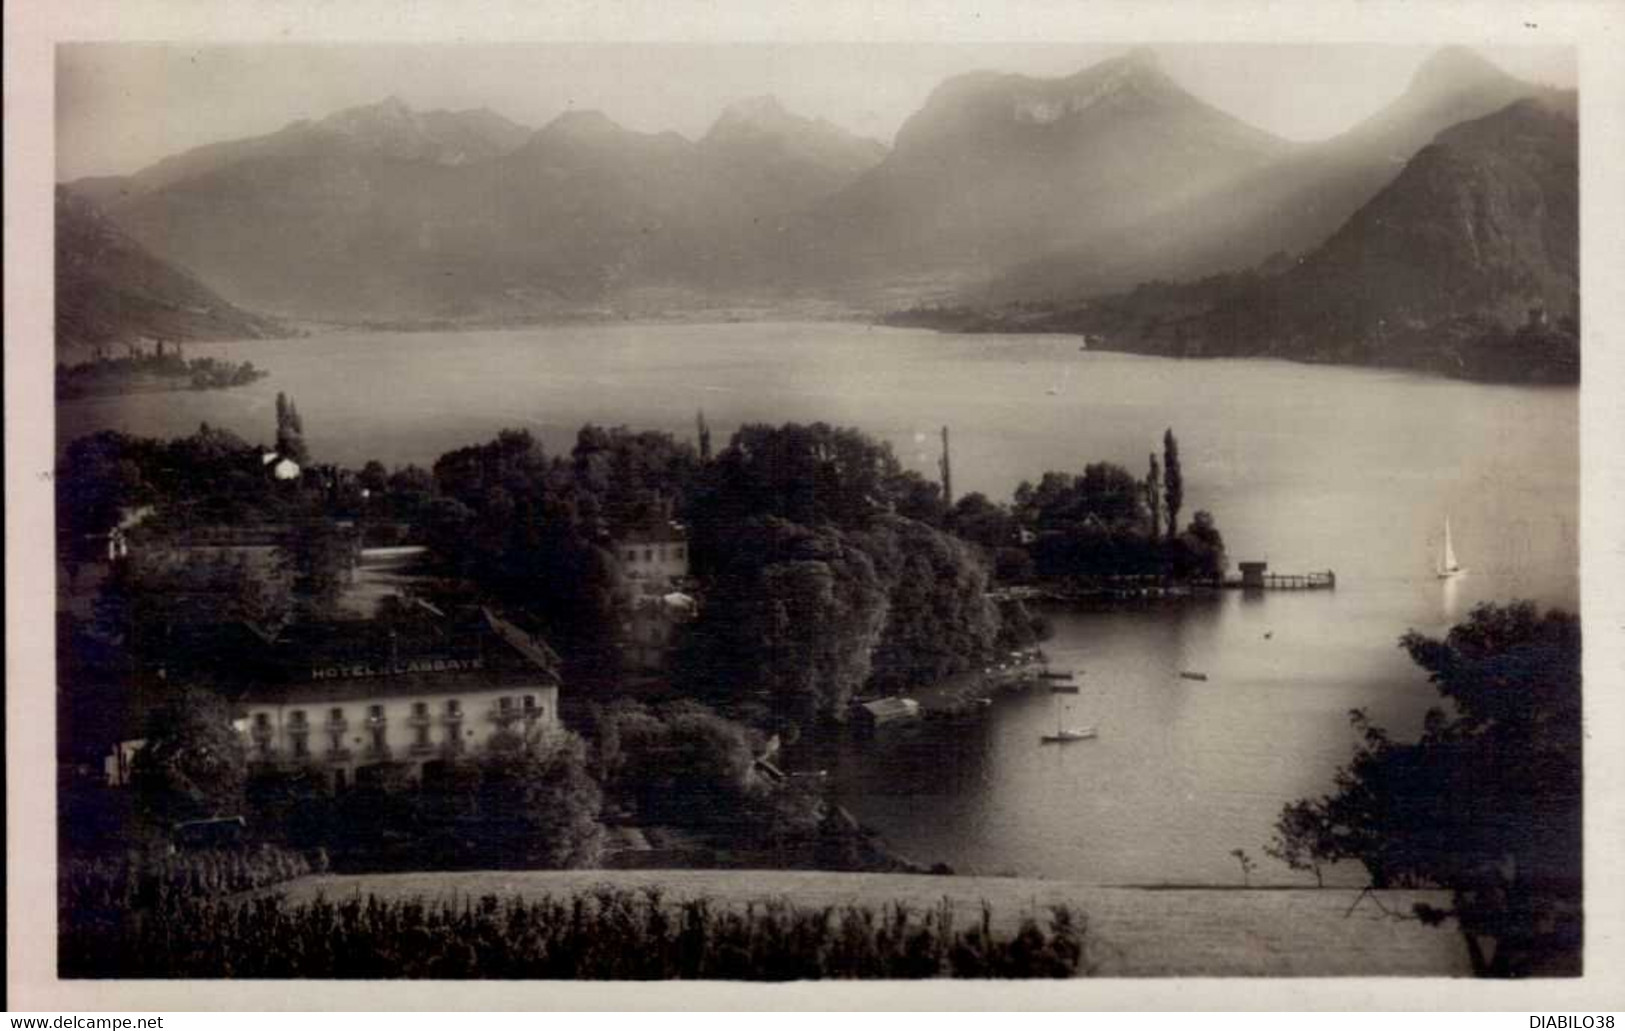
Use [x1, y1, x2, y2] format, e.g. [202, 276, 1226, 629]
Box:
[986, 562, 1337, 603]
[1228, 561, 1335, 591]
[884, 648, 1046, 720]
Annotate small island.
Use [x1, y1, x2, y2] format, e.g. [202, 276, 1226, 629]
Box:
[56, 340, 269, 400]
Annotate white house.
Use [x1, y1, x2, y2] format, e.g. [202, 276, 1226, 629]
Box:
[613, 521, 690, 597]
[262, 452, 301, 481]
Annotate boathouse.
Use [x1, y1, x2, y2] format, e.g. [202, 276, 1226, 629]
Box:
[856, 697, 921, 730]
[1239, 561, 1268, 589]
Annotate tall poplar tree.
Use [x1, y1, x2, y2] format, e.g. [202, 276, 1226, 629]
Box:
[696, 409, 712, 463]
[275, 391, 309, 464]
[1145, 452, 1163, 542]
[1163, 428, 1183, 539]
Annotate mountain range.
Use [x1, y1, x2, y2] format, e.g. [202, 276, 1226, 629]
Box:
[893, 93, 1579, 382]
[982, 47, 1555, 301]
[58, 47, 1578, 380]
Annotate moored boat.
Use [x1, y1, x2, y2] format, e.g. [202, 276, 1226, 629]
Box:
[1041, 726, 1098, 744]
[1040, 682, 1098, 743]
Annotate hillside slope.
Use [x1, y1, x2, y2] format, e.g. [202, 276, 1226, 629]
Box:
[901, 95, 1579, 383]
[986, 47, 1551, 303]
[55, 187, 284, 354]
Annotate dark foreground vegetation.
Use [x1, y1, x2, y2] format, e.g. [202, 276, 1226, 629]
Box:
[1269, 601, 1581, 978]
[61, 845, 321, 920]
[61, 852, 1089, 979]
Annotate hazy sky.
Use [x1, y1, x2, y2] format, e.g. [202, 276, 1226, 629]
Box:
[56, 42, 1576, 181]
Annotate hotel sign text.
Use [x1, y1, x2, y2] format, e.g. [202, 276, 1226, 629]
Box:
[310, 657, 484, 681]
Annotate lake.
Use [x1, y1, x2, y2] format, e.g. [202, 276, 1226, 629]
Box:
[58, 321, 1579, 884]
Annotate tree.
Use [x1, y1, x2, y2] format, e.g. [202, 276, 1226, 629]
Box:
[939, 426, 954, 510]
[697, 422, 908, 539]
[433, 428, 548, 512]
[1145, 453, 1163, 543]
[357, 460, 389, 494]
[57, 431, 156, 546]
[676, 517, 888, 724]
[274, 392, 309, 465]
[696, 409, 713, 463]
[1270, 602, 1580, 976]
[278, 515, 353, 617]
[1265, 800, 1328, 887]
[473, 726, 605, 868]
[1014, 465, 1145, 533]
[1229, 848, 1257, 887]
[570, 424, 702, 533]
[1170, 510, 1227, 580]
[858, 515, 1001, 693]
[130, 686, 248, 827]
[95, 550, 291, 671]
[887, 469, 946, 527]
[1076, 462, 1146, 529]
[950, 493, 1015, 553]
[1162, 428, 1183, 540]
[591, 700, 761, 828]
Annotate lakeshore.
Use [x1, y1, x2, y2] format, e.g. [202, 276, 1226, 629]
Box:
[58, 321, 1578, 887]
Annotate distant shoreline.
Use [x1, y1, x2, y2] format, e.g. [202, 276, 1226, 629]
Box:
[83, 310, 1583, 391]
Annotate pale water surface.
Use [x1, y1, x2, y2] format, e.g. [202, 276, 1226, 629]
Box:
[59, 322, 1578, 884]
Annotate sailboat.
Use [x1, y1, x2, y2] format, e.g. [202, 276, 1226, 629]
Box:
[1040, 683, 1097, 744]
[1436, 517, 1465, 579]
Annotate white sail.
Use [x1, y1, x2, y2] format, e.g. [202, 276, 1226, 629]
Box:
[1439, 517, 1462, 576]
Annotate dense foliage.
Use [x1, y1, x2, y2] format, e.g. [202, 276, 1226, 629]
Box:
[1013, 453, 1226, 582]
[131, 686, 250, 826]
[422, 425, 706, 683]
[858, 515, 1002, 693]
[1270, 601, 1581, 977]
[675, 423, 1023, 722]
[61, 415, 1224, 737]
[678, 517, 890, 723]
[62, 888, 1090, 979]
[692, 422, 931, 538]
[257, 727, 607, 872]
[590, 700, 763, 828]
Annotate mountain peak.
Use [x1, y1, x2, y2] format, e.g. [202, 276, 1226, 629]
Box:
[540, 109, 625, 138]
[721, 95, 789, 122]
[706, 95, 819, 141]
[1118, 46, 1161, 69]
[1407, 47, 1517, 97]
[317, 95, 418, 135]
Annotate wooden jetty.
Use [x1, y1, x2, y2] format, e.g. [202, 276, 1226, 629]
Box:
[1228, 562, 1335, 591]
[986, 563, 1337, 602]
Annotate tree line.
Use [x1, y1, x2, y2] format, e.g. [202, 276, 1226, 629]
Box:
[60, 411, 1222, 730]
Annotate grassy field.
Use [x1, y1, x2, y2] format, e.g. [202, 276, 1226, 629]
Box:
[276, 869, 1470, 977]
